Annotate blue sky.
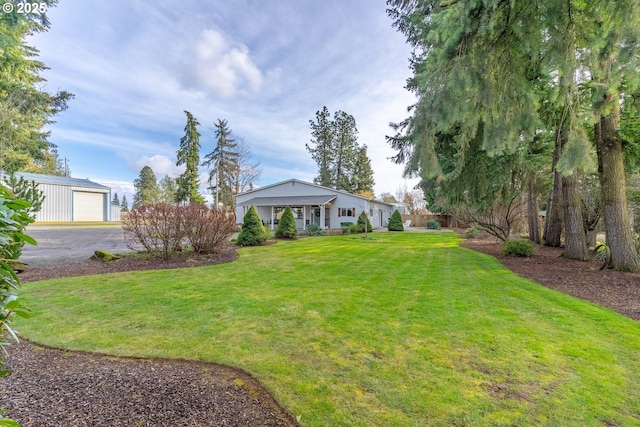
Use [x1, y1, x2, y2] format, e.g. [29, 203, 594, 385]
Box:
[30, 0, 418, 202]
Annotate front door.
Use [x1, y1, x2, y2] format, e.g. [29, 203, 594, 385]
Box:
[312, 207, 321, 226]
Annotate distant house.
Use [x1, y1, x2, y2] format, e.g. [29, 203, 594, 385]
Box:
[9, 172, 118, 222]
[235, 178, 394, 230]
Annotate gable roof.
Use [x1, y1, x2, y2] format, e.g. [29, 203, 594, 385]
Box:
[236, 178, 393, 207]
[237, 195, 337, 207]
[11, 172, 110, 189]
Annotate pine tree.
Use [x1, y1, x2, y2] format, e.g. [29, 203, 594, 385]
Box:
[307, 106, 334, 187]
[275, 206, 297, 239]
[237, 206, 268, 246]
[133, 166, 159, 206]
[203, 119, 240, 209]
[112, 192, 120, 206]
[176, 110, 204, 203]
[350, 145, 375, 195]
[121, 195, 129, 211]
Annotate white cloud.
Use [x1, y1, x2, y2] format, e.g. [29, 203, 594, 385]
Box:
[133, 155, 185, 178]
[180, 29, 263, 98]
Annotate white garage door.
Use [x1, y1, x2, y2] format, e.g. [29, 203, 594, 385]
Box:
[73, 192, 105, 221]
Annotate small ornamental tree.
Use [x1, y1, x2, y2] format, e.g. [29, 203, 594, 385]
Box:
[237, 205, 268, 246]
[275, 206, 297, 239]
[388, 210, 404, 231]
[357, 211, 372, 233]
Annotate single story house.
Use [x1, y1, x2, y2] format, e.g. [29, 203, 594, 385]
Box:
[8, 172, 118, 222]
[235, 179, 394, 230]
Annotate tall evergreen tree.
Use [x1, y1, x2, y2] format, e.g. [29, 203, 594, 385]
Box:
[386, 0, 640, 271]
[307, 106, 334, 187]
[133, 166, 159, 207]
[112, 192, 120, 206]
[0, 2, 73, 173]
[121, 195, 129, 212]
[176, 110, 204, 203]
[306, 107, 372, 193]
[203, 119, 240, 209]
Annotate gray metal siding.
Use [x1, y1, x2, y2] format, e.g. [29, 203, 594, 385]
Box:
[35, 183, 73, 222]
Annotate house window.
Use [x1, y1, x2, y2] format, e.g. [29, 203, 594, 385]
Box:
[338, 207, 356, 217]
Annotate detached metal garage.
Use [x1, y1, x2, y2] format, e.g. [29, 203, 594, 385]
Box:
[11, 172, 113, 222]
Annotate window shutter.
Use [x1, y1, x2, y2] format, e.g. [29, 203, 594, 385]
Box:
[353, 208, 356, 217]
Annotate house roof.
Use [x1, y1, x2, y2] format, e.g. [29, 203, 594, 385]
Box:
[11, 172, 110, 189]
[236, 178, 394, 207]
[238, 195, 337, 206]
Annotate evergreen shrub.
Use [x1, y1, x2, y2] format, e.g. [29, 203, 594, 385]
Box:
[503, 238, 536, 257]
[304, 223, 325, 236]
[426, 219, 441, 230]
[275, 206, 298, 239]
[237, 205, 268, 246]
[357, 212, 372, 233]
[388, 210, 404, 231]
[465, 226, 480, 238]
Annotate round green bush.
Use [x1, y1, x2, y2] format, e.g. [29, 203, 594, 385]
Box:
[465, 226, 480, 238]
[237, 205, 268, 246]
[503, 238, 536, 257]
[388, 210, 404, 231]
[275, 206, 298, 239]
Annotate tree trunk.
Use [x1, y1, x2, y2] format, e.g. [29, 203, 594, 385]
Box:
[595, 111, 640, 272]
[561, 171, 589, 260]
[527, 174, 540, 244]
[543, 129, 563, 247]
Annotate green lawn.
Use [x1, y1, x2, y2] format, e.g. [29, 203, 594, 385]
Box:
[15, 233, 640, 426]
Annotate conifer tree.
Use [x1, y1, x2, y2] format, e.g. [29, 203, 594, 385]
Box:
[388, 210, 404, 231]
[121, 195, 129, 211]
[176, 110, 204, 203]
[133, 166, 159, 207]
[112, 192, 120, 206]
[275, 206, 297, 239]
[203, 119, 239, 209]
[357, 211, 372, 233]
[237, 205, 268, 246]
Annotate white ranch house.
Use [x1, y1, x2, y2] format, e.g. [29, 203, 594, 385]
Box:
[235, 179, 394, 230]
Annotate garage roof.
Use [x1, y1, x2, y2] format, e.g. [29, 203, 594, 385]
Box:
[238, 195, 337, 206]
[12, 172, 110, 189]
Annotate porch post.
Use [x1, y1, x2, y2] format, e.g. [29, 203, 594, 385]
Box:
[271, 206, 275, 230]
[320, 204, 325, 229]
[303, 205, 307, 230]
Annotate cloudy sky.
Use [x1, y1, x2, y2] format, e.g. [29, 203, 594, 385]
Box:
[30, 0, 418, 202]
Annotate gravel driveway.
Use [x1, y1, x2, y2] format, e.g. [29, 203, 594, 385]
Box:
[20, 225, 131, 267]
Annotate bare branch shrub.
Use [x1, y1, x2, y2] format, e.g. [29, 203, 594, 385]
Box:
[457, 194, 524, 241]
[180, 203, 236, 253]
[121, 203, 183, 260]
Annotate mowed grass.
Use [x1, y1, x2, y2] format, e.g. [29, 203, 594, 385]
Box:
[15, 233, 640, 426]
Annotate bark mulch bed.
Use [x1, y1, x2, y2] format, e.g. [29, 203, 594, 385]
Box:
[2, 238, 639, 426]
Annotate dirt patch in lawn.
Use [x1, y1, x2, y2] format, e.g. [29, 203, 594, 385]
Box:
[3, 235, 640, 426]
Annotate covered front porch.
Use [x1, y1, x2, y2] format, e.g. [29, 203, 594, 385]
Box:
[238, 195, 336, 230]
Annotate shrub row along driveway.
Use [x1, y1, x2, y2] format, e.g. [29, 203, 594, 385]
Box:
[20, 225, 130, 267]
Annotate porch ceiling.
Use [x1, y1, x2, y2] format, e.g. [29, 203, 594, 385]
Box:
[238, 195, 337, 206]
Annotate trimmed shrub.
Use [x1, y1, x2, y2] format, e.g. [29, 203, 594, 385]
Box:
[388, 210, 404, 231]
[237, 205, 268, 246]
[349, 223, 359, 234]
[357, 212, 373, 233]
[503, 238, 536, 257]
[465, 226, 480, 238]
[275, 206, 298, 239]
[426, 219, 441, 230]
[341, 225, 351, 234]
[304, 223, 325, 236]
